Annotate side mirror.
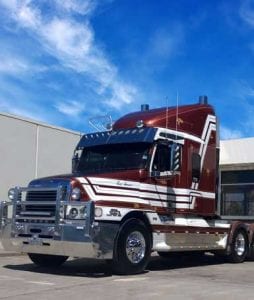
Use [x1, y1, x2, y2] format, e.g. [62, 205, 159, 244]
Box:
[72, 153, 79, 173]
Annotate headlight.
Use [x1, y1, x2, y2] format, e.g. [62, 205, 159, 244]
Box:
[71, 187, 81, 201]
[69, 207, 79, 219]
[8, 188, 15, 201]
[66, 204, 87, 220]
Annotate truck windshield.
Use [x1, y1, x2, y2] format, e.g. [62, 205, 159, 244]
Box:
[74, 142, 151, 173]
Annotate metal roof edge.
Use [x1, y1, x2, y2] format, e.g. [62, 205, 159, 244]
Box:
[0, 112, 83, 136]
[220, 163, 254, 171]
[220, 136, 254, 143]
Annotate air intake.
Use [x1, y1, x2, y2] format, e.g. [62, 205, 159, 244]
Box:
[199, 95, 208, 105]
[141, 104, 149, 111]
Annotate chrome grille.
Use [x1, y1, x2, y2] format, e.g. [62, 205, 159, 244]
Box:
[26, 190, 57, 202]
[15, 188, 61, 223]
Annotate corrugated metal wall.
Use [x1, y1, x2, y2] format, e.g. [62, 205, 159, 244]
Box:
[0, 113, 81, 201]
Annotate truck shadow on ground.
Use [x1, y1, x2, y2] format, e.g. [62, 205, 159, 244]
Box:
[4, 253, 227, 278]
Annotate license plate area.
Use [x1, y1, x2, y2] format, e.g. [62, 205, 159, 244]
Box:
[26, 237, 43, 246]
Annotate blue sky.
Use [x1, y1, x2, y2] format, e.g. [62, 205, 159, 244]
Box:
[0, 0, 254, 139]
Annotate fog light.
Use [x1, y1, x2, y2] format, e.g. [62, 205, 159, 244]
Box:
[95, 207, 103, 217]
[69, 207, 79, 219]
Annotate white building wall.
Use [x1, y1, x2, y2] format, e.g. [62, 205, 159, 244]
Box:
[220, 138, 254, 170]
[0, 113, 81, 201]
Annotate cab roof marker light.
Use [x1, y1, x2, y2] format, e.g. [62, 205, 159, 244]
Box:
[136, 120, 144, 128]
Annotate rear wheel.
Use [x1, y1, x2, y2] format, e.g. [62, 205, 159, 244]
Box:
[112, 219, 151, 275]
[228, 229, 248, 263]
[28, 253, 68, 267]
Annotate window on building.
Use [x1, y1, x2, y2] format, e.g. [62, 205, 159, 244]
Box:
[221, 170, 254, 216]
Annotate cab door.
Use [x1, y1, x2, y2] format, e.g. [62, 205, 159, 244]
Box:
[149, 142, 181, 212]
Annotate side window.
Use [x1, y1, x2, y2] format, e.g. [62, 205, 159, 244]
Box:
[192, 153, 201, 182]
[152, 144, 171, 172]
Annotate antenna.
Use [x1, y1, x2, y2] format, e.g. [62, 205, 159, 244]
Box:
[175, 91, 179, 139]
[166, 96, 169, 129]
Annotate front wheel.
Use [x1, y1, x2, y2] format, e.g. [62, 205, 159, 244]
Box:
[228, 229, 248, 263]
[28, 253, 68, 267]
[112, 219, 151, 275]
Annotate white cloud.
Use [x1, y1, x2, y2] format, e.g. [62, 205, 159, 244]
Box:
[106, 81, 137, 109]
[0, 0, 137, 111]
[0, 99, 48, 123]
[17, 2, 41, 28]
[220, 126, 243, 140]
[0, 52, 48, 75]
[150, 26, 184, 59]
[240, 0, 254, 27]
[42, 18, 93, 59]
[238, 80, 254, 97]
[55, 100, 85, 116]
[0, 55, 29, 74]
[54, 0, 97, 15]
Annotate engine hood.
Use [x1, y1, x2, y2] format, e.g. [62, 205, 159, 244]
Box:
[28, 170, 146, 202]
[29, 174, 74, 188]
[29, 169, 145, 188]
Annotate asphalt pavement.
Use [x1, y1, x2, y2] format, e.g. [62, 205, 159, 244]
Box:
[0, 241, 21, 257]
[0, 252, 253, 299]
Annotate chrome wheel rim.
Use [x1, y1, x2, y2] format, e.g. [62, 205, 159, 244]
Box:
[235, 232, 246, 256]
[126, 231, 146, 264]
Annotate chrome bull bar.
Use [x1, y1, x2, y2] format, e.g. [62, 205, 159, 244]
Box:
[0, 200, 11, 233]
[0, 185, 113, 258]
[0, 185, 119, 259]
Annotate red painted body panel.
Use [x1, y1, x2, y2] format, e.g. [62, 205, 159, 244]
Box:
[113, 104, 214, 137]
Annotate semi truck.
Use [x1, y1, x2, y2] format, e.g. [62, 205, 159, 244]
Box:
[1, 96, 254, 275]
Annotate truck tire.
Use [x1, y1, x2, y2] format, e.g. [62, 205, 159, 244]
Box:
[112, 219, 151, 275]
[228, 229, 248, 263]
[28, 253, 68, 267]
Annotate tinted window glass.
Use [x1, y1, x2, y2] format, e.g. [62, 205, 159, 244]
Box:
[76, 142, 150, 173]
[221, 170, 254, 184]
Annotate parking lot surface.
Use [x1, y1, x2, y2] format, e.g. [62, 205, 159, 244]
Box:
[0, 253, 253, 300]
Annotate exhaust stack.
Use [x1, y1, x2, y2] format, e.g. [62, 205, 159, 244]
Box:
[141, 104, 149, 111]
[199, 95, 208, 105]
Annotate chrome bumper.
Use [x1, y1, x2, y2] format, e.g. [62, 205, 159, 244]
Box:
[0, 195, 119, 259]
[0, 221, 119, 259]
